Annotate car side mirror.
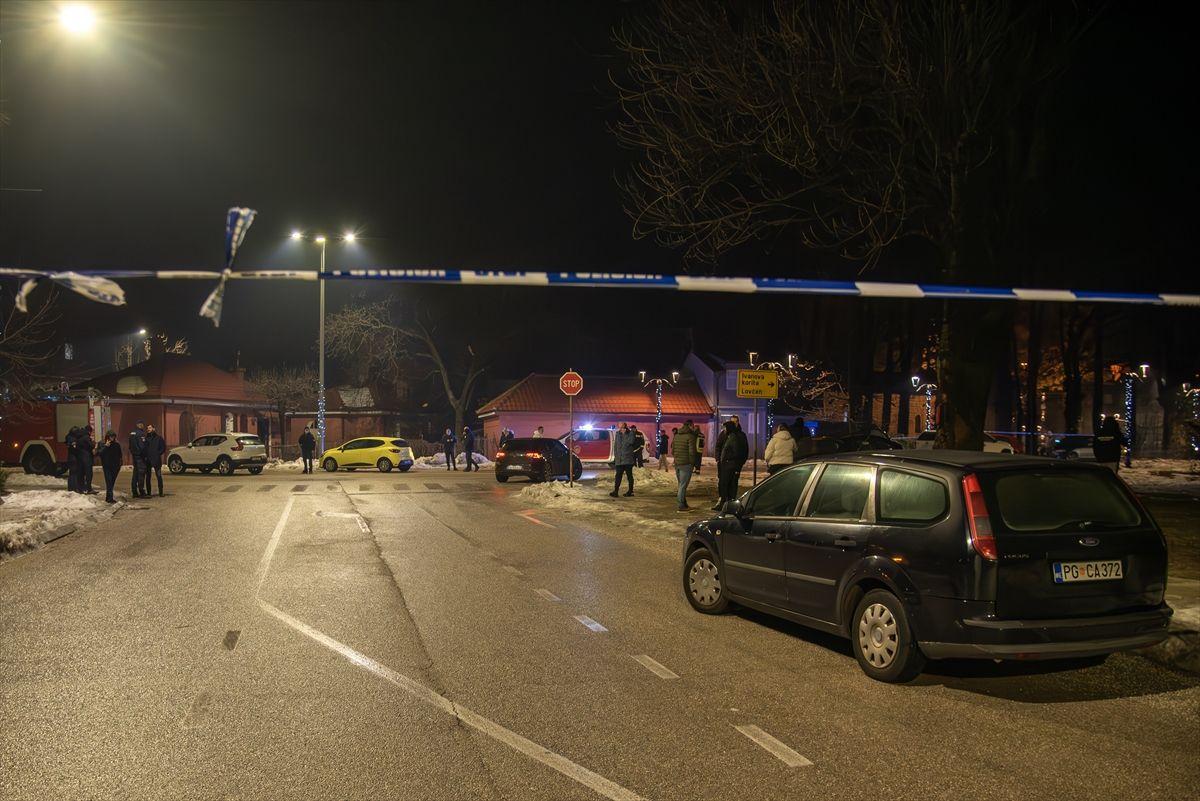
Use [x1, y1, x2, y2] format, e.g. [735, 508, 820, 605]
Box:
[723, 499, 745, 517]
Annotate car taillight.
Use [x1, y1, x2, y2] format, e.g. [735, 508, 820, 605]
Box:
[231, 441, 244, 451]
[495, 451, 505, 459]
[525, 451, 543, 459]
[388, 448, 400, 453]
[962, 473, 996, 560]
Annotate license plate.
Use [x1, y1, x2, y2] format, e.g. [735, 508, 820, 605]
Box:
[1053, 560, 1123, 583]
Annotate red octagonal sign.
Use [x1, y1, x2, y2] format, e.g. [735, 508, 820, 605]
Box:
[559, 371, 584, 396]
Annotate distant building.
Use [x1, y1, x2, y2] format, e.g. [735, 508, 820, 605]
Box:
[476, 373, 715, 452]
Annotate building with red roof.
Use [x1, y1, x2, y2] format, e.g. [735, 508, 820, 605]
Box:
[475, 373, 715, 453]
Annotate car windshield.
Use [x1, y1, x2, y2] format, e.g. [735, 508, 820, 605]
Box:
[987, 470, 1141, 532]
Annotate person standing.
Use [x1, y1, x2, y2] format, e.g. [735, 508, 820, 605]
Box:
[461, 426, 478, 472]
[143, 423, 166, 497]
[1093, 415, 1125, 474]
[65, 426, 81, 492]
[630, 425, 646, 468]
[764, 422, 796, 475]
[532, 426, 544, 438]
[441, 427, 458, 471]
[98, 431, 123, 503]
[714, 414, 741, 471]
[76, 426, 97, 494]
[693, 425, 705, 474]
[129, 420, 147, 498]
[671, 421, 699, 511]
[299, 427, 317, 473]
[498, 428, 513, 451]
[610, 422, 637, 497]
[657, 429, 670, 471]
[716, 420, 749, 510]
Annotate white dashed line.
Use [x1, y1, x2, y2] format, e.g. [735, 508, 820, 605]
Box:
[630, 654, 679, 679]
[574, 615, 608, 633]
[733, 724, 813, 768]
[535, 589, 561, 602]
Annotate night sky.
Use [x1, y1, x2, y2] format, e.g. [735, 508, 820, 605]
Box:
[0, 1, 1193, 382]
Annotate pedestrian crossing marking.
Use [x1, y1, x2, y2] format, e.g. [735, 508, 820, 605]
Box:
[221, 485, 240, 492]
[258, 484, 275, 492]
[423, 482, 446, 491]
[291, 484, 307, 492]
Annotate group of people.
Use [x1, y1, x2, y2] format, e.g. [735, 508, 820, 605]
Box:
[441, 426, 480, 471]
[63, 419, 166, 503]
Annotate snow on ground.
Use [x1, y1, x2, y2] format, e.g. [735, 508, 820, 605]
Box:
[413, 452, 495, 470]
[0, 488, 125, 553]
[1121, 459, 1200, 497]
[263, 458, 306, 471]
[516, 480, 685, 535]
[1, 468, 70, 489]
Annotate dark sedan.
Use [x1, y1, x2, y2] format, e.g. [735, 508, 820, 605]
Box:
[495, 437, 583, 483]
[681, 451, 1172, 682]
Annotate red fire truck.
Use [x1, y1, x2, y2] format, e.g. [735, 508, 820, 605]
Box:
[0, 392, 110, 475]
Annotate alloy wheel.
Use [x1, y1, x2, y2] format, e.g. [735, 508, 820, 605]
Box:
[858, 602, 898, 669]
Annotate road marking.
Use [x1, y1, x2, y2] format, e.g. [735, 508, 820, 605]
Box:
[630, 654, 679, 679]
[315, 510, 372, 535]
[534, 588, 561, 602]
[254, 495, 295, 594]
[503, 565, 524, 577]
[181, 691, 212, 730]
[515, 509, 556, 528]
[394, 484, 410, 492]
[574, 615, 608, 633]
[258, 600, 644, 801]
[327, 483, 341, 491]
[733, 724, 813, 768]
[291, 484, 307, 493]
[221, 485, 241, 493]
[257, 484, 275, 492]
[359, 483, 372, 492]
[423, 482, 446, 491]
[223, 630, 241, 650]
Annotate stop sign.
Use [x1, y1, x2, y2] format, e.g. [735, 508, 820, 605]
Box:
[559, 371, 583, 396]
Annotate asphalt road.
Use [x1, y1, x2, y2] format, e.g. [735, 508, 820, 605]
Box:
[2, 469, 1198, 800]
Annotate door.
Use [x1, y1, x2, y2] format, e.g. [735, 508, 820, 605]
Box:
[341, 438, 383, 467]
[186, 435, 216, 465]
[722, 465, 815, 608]
[980, 468, 1164, 618]
[785, 463, 876, 621]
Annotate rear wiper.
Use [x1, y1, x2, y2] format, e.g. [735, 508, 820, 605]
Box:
[1053, 520, 1126, 532]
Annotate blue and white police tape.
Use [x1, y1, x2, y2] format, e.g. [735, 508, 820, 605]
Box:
[2, 267, 1197, 310]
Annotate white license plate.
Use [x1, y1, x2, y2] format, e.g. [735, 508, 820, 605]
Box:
[1053, 560, 1123, 583]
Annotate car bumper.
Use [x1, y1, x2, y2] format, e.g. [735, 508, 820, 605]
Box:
[918, 605, 1173, 660]
[231, 456, 267, 467]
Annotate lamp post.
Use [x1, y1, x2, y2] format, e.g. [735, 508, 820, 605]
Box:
[639, 370, 679, 458]
[291, 229, 356, 455]
[1121, 363, 1150, 467]
[746, 352, 798, 484]
[911, 375, 938, 432]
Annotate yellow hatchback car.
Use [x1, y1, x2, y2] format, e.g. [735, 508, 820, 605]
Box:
[321, 437, 415, 473]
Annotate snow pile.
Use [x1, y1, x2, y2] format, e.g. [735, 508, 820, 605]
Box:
[264, 458, 306, 471]
[1, 469, 70, 489]
[516, 481, 685, 535]
[413, 452, 495, 470]
[1122, 459, 1200, 498]
[0, 489, 124, 553]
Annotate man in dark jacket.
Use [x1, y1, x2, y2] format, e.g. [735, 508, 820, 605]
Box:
[713, 414, 742, 468]
[1093, 415, 1125, 473]
[76, 425, 97, 494]
[716, 420, 749, 510]
[129, 420, 147, 498]
[298, 427, 317, 473]
[671, 422, 698, 511]
[630, 425, 646, 468]
[65, 426, 81, 492]
[610, 422, 637, 497]
[656, 429, 670, 471]
[442, 428, 457, 471]
[142, 423, 166, 497]
[461, 426, 477, 472]
[98, 431, 123, 503]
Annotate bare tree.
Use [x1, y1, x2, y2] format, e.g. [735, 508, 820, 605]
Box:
[0, 286, 61, 417]
[248, 365, 318, 458]
[614, 1, 1089, 447]
[326, 300, 488, 436]
[779, 361, 842, 418]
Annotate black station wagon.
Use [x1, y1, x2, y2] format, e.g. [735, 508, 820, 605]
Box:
[681, 451, 1172, 682]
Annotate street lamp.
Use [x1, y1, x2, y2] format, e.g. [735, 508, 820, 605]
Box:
[639, 371, 679, 458]
[59, 3, 97, 35]
[911, 375, 938, 432]
[1121, 364, 1150, 467]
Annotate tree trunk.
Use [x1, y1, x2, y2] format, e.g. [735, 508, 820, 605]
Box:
[935, 302, 1008, 450]
[881, 338, 895, 433]
[1026, 305, 1043, 454]
[1091, 308, 1105, 432]
[1060, 306, 1089, 434]
[896, 306, 914, 436]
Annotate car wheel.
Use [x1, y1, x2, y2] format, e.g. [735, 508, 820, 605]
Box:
[322, 458, 338, 472]
[1065, 450, 1079, 460]
[852, 589, 925, 683]
[199, 466, 213, 474]
[377, 458, 393, 473]
[571, 457, 583, 481]
[22, 446, 54, 475]
[168, 456, 186, 474]
[496, 474, 509, 483]
[216, 456, 235, 476]
[683, 547, 729, 614]
[247, 466, 263, 475]
[542, 462, 555, 482]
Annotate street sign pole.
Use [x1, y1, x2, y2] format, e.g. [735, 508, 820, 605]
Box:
[753, 397, 759, 484]
[568, 392, 574, 487]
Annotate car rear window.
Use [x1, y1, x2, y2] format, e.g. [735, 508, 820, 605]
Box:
[390, 439, 409, 448]
[503, 439, 545, 451]
[236, 436, 262, 446]
[988, 470, 1141, 532]
[878, 469, 947, 523]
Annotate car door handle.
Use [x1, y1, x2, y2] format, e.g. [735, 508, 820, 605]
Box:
[833, 538, 859, 549]
[764, 531, 782, 543]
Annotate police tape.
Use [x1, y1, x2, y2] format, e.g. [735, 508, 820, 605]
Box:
[2, 267, 1197, 311]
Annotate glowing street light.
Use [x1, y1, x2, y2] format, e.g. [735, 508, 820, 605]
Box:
[59, 3, 97, 35]
[137, 328, 147, 336]
[290, 230, 303, 241]
[314, 235, 326, 244]
[342, 232, 356, 243]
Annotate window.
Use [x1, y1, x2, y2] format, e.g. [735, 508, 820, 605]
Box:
[744, 465, 815, 517]
[208, 436, 227, 447]
[390, 439, 409, 448]
[345, 438, 384, 450]
[878, 470, 947, 523]
[236, 436, 263, 446]
[805, 464, 874, 520]
[190, 437, 208, 447]
[989, 471, 1140, 532]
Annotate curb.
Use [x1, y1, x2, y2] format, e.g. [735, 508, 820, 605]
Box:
[1139, 627, 1200, 674]
[0, 499, 126, 563]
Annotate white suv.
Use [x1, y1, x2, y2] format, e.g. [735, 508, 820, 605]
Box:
[167, 432, 268, 475]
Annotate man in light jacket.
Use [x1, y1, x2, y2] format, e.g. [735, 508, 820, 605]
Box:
[764, 423, 796, 475]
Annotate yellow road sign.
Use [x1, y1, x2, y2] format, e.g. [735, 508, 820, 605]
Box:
[736, 369, 779, 399]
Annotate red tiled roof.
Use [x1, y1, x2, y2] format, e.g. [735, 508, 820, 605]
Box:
[477, 374, 713, 417]
[77, 354, 267, 404]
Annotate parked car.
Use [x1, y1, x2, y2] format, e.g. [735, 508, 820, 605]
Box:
[497, 437, 583, 482]
[912, 430, 1015, 453]
[681, 451, 1171, 682]
[321, 437, 415, 472]
[167, 432, 268, 475]
[1050, 434, 1095, 461]
[562, 428, 614, 462]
